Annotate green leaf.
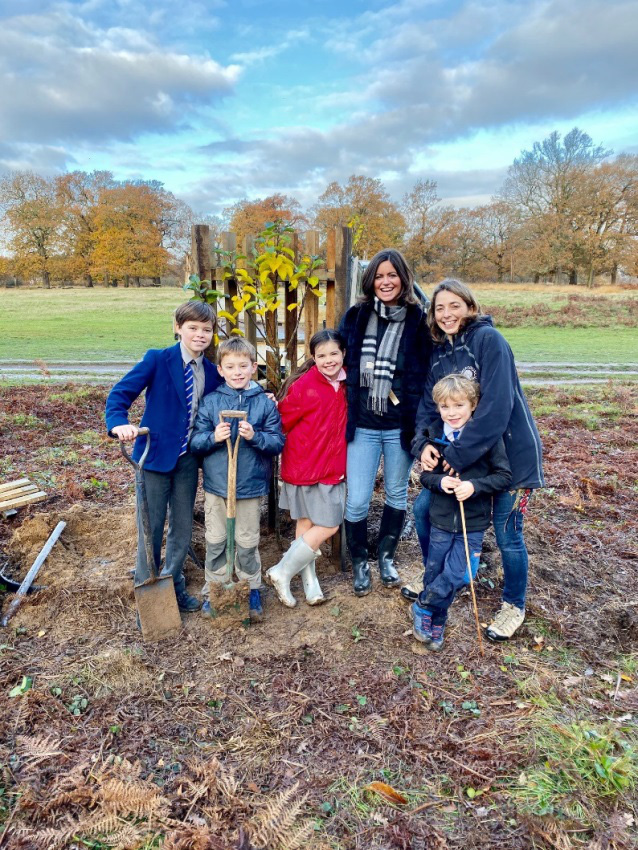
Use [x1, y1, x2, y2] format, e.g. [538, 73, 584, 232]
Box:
[9, 675, 33, 697]
[466, 787, 477, 799]
[356, 694, 367, 706]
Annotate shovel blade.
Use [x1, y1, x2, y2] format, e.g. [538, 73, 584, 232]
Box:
[134, 576, 182, 642]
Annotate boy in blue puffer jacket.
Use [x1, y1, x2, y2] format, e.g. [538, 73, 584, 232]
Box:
[190, 338, 284, 621]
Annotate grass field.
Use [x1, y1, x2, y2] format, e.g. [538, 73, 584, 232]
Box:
[0, 286, 637, 364]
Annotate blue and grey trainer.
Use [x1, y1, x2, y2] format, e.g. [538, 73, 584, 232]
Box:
[428, 622, 446, 652]
[249, 589, 264, 623]
[412, 602, 432, 643]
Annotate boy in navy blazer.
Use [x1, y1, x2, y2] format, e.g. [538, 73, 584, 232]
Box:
[106, 301, 222, 612]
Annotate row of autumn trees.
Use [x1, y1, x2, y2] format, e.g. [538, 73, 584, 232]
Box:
[0, 171, 193, 288]
[2, 128, 638, 288]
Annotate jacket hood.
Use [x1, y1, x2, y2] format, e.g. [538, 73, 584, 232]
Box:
[216, 380, 263, 398]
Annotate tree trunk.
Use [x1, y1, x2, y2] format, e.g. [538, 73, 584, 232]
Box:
[533, 273, 540, 284]
[42, 269, 51, 289]
[610, 263, 618, 285]
[569, 269, 578, 286]
[587, 265, 595, 289]
[85, 273, 93, 288]
[134, 276, 141, 287]
[124, 275, 130, 288]
[152, 276, 161, 286]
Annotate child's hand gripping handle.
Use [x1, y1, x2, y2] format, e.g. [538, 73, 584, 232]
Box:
[111, 426, 151, 471]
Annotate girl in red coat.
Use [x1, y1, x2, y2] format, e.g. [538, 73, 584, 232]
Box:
[267, 330, 347, 607]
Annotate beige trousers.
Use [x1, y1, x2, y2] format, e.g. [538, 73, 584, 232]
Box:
[202, 493, 262, 592]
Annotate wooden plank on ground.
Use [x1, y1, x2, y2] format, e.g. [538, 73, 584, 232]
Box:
[0, 491, 48, 512]
[0, 484, 39, 501]
[0, 478, 30, 493]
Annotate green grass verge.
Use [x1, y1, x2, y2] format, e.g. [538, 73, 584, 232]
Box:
[0, 288, 185, 360]
[500, 327, 638, 363]
[0, 288, 637, 364]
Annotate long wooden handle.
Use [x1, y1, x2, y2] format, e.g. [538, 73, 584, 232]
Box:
[459, 502, 484, 656]
[219, 411, 247, 519]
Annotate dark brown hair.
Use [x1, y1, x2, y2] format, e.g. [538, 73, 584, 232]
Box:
[174, 300, 215, 327]
[278, 329, 345, 401]
[359, 249, 419, 306]
[427, 279, 481, 343]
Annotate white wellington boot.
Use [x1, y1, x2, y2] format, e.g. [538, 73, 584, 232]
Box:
[266, 537, 316, 608]
[300, 551, 325, 606]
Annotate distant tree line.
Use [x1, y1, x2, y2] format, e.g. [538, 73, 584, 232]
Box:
[1, 128, 637, 287]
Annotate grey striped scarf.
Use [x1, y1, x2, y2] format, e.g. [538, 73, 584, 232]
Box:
[360, 297, 407, 414]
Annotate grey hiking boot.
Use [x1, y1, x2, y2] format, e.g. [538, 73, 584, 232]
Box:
[486, 602, 525, 642]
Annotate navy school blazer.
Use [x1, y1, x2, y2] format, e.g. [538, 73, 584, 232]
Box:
[105, 342, 222, 473]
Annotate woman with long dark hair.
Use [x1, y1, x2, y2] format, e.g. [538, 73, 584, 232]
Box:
[338, 249, 431, 596]
[411, 279, 544, 641]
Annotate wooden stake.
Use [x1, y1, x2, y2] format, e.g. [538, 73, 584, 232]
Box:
[459, 501, 484, 656]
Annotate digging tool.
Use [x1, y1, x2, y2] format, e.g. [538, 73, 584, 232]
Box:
[459, 500, 484, 656]
[117, 428, 182, 642]
[219, 410, 247, 589]
[1, 521, 66, 627]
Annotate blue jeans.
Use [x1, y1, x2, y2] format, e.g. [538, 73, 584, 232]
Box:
[413, 488, 531, 609]
[345, 428, 414, 522]
[421, 526, 484, 618]
[135, 451, 199, 594]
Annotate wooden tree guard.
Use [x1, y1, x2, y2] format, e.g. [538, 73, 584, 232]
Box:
[0, 478, 47, 513]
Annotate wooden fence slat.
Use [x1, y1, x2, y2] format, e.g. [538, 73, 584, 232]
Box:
[304, 231, 320, 357]
[334, 226, 351, 325]
[285, 234, 299, 368]
[242, 236, 258, 349]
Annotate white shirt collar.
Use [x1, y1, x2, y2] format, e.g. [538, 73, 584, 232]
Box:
[443, 422, 466, 441]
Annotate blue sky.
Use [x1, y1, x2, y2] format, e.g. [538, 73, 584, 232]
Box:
[1, 0, 637, 216]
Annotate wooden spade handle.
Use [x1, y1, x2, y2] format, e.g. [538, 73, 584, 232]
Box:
[219, 411, 248, 518]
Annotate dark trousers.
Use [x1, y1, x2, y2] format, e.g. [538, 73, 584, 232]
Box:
[135, 452, 198, 594]
[420, 525, 484, 622]
[414, 487, 531, 609]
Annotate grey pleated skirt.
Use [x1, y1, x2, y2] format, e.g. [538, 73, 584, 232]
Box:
[279, 482, 346, 527]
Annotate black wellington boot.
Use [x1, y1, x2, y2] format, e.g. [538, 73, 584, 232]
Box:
[345, 518, 371, 597]
[377, 505, 405, 587]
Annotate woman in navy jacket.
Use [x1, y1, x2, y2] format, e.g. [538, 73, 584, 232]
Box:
[412, 279, 544, 641]
[338, 249, 431, 596]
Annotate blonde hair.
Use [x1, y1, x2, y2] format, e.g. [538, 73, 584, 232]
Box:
[217, 337, 257, 364]
[432, 374, 480, 408]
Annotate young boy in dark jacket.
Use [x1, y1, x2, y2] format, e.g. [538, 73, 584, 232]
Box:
[190, 338, 284, 622]
[412, 374, 511, 651]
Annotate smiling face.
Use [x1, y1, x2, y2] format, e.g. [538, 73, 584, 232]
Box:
[433, 289, 474, 338]
[217, 352, 257, 390]
[438, 393, 476, 431]
[313, 339, 344, 380]
[373, 260, 402, 306]
[177, 320, 214, 359]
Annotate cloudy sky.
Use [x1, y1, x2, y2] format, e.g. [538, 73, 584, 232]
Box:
[1, 0, 637, 216]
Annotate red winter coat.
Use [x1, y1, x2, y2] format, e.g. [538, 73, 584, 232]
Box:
[279, 365, 347, 486]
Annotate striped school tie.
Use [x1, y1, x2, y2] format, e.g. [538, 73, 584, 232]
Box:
[179, 360, 195, 456]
